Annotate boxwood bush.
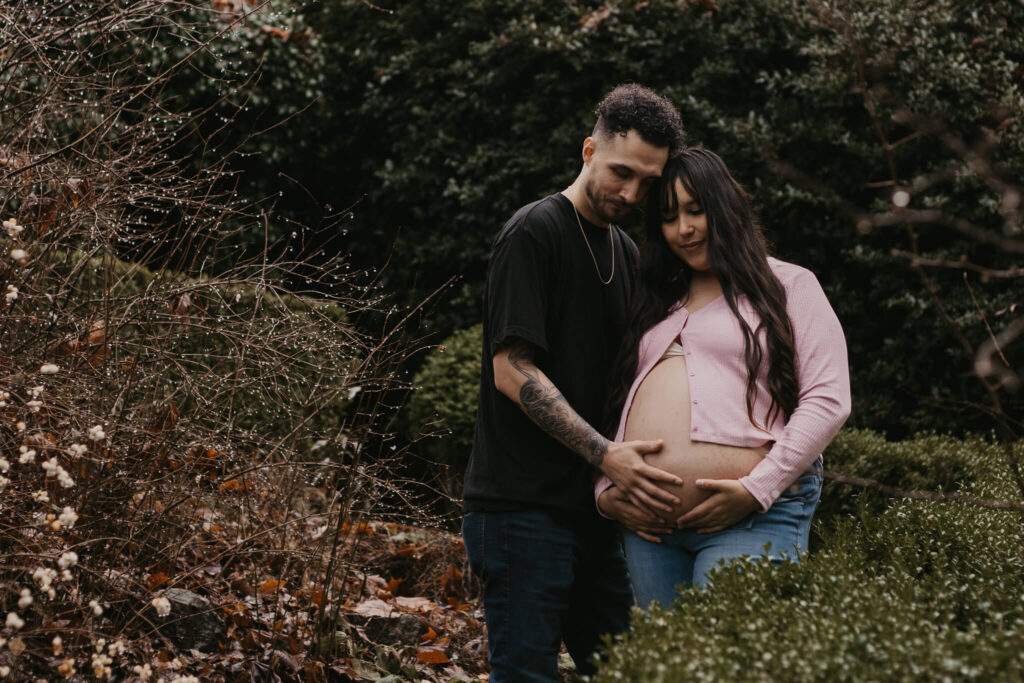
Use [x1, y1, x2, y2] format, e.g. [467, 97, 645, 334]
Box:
[407, 323, 483, 471]
[596, 434, 1024, 681]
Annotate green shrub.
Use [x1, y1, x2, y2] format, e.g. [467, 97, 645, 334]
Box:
[407, 323, 482, 471]
[816, 429, 1004, 523]
[597, 434, 1024, 681]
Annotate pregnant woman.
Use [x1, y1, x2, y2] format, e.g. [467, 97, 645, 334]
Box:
[595, 148, 851, 608]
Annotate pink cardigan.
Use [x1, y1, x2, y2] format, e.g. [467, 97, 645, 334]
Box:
[596, 258, 851, 513]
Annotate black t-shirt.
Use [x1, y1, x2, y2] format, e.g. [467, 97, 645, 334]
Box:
[463, 193, 637, 518]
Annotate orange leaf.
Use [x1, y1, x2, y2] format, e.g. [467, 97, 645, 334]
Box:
[259, 579, 285, 595]
[415, 649, 450, 664]
[384, 578, 404, 594]
[218, 478, 251, 492]
[420, 627, 437, 642]
[146, 572, 170, 590]
[309, 586, 324, 607]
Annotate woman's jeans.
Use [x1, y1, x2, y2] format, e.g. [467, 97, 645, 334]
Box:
[623, 462, 823, 609]
[462, 509, 633, 682]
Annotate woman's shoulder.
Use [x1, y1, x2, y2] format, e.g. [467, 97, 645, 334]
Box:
[767, 257, 823, 291]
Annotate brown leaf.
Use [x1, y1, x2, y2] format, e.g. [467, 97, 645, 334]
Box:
[146, 571, 170, 590]
[415, 648, 450, 664]
[259, 579, 285, 595]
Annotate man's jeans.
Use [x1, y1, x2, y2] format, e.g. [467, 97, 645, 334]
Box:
[623, 461, 823, 609]
[462, 509, 633, 682]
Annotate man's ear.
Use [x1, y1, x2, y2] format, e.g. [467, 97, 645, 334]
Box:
[582, 136, 596, 165]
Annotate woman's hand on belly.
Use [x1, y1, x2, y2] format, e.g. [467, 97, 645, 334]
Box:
[598, 486, 676, 543]
[675, 479, 760, 533]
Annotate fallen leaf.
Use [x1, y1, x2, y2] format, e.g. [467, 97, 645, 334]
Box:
[415, 648, 450, 664]
[259, 579, 285, 595]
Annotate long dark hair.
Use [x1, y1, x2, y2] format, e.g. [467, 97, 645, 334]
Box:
[605, 148, 798, 435]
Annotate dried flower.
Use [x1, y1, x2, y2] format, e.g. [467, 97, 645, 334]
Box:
[0, 457, 9, 473]
[58, 551, 78, 569]
[17, 589, 32, 610]
[9, 248, 27, 262]
[59, 507, 78, 528]
[4, 613, 24, 630]
[133, 664, 153, 681]
[31, 490, 49, 502]
[27, 399, 42, 412]
[87, 424, 106, 441]
[57, 658, 74, 677]
[2, 218, 23, 238]
[19, 446, 37, 464]
[152, 596, 171, 617]
[42, 457, 59, 476]
[89, 599, 103, 616]
[4, 285, 17, 304]
[70, 444, 88, 457]
[39, 363, 60, 375]
[16, 421, 25, 431]
[52, 635, 63, 655]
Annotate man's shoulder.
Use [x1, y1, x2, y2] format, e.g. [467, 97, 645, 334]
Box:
[496, 194, 570, 246]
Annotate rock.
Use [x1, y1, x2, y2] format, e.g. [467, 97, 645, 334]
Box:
[156, 588, 226, 652]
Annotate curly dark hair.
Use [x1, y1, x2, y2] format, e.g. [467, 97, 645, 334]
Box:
[593, 84, 685, 156]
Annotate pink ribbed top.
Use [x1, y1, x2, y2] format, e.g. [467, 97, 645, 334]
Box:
[596, 258, 851, 513]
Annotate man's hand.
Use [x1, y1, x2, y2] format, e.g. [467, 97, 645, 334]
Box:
[598, 486, 675, 543]
[599, 440, 681, 514]
[675, 479, 760, 533]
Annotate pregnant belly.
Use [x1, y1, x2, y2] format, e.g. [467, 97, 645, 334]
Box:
[623, 356, 769, 520]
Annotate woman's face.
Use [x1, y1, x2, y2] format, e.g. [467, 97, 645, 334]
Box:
[661, 178, 710, 272]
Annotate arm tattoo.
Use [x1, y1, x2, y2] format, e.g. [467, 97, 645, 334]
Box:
[505, 340, 609, 467]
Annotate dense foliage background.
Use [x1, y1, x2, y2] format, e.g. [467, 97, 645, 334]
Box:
[173, 0, 1023, 439]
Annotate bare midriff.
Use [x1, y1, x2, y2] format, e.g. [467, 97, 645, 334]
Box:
[623, 355, 769, 521]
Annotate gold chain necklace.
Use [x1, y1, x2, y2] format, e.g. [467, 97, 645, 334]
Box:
[571, 202, 615, 285]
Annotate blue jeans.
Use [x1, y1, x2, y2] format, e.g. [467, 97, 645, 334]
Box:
[623, 462, 823, 609]
[462, 509, 633, 682]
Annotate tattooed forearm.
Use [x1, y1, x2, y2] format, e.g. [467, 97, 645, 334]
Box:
[505, 340, 609, 466]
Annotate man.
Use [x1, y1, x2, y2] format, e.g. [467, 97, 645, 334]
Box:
[462, 84, 685, 681]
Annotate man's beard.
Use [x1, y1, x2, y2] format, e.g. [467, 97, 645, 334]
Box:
[584, 179, 634, 225]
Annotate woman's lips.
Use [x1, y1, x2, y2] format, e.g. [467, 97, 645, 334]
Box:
[682, 240, 704, 252]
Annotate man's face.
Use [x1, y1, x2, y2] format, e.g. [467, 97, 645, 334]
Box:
[582, 129, 669, 225]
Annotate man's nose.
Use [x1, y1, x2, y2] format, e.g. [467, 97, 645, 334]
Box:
[619, 182, 640, 205]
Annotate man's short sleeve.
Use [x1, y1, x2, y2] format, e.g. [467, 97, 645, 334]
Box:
[486, 221, 552, 357]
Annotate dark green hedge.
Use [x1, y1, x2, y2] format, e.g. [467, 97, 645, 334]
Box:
[295, 0, 1023, 437]
[595, 433, 1024, 681]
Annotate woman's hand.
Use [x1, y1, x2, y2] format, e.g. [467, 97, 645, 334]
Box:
[675, 479, 760, 533]
[598, 485, 676, 543]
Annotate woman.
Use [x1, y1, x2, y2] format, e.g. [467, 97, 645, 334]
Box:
[595, 148, 850, 608]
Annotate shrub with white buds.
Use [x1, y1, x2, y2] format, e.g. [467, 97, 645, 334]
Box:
[59, 507, 78, 528]
[87, 425, 106, 441]
[16, 421, 25, 431]
[58, 551, 78, 569]
[52, 635, 63, 655]
[0, 457, 8, 473]
[42, 457, 59, 476]
[0, 476, 9, 490]
[89, 599, 103, 616]
[58, 467, 75, 488]
[70, 444, 88, 457]
[107, 639, 125, 656]
[19, 446, 37, 464]
[57, 658, 75, 677]
[152, 596, 171, 617]
[9, 248, 27, 262]
[133, 664, 153, 681]
[2, 218, 23, 238]
[33, 567, 57, 591]
[29, 386, 43, 399]
[4, 613, 24, 630]
[27, 399, 42, 412]
[39, 363, 60, 375]
[31, 490, 49, 502]
[17, 589, 32, 609]
[91, 653, 113, 679]
[4, 285, 16, 304]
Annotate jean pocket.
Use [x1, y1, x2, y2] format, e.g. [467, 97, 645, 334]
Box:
[775, 467, 823, 505]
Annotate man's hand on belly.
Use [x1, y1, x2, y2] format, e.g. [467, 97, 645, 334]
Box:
[675, 479, 760, 533]
[601, 440, 684, 514]
[598, 486, 675, 543]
